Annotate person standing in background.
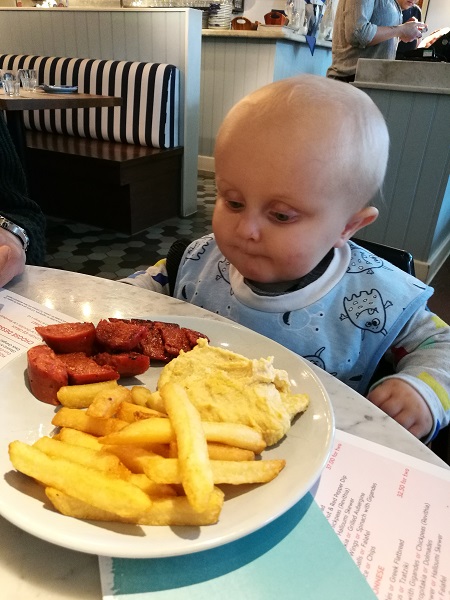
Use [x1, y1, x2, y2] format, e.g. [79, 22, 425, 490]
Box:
[327, 0, 427, 82]
[396, 2, 423, 57]
[0, 116, 46, 286]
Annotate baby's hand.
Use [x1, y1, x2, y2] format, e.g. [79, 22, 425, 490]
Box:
[367, 378, 433, 440]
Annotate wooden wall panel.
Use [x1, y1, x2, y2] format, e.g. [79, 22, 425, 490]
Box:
[355, 87, 450, 276]
[199, 35, 331, 163]
[200, 37, 276, 158]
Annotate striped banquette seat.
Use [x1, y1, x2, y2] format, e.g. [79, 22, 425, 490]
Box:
[0, 54, 183, 234]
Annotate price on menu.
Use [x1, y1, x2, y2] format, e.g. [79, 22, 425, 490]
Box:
[313, 431, 450, 600]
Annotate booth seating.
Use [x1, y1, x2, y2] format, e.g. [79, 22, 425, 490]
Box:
[0, 54, 183, 234]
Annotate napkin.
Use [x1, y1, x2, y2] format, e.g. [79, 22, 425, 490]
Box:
[100, 492, 376, 599]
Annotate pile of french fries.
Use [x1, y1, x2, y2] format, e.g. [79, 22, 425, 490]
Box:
[9, 380, 285, 526]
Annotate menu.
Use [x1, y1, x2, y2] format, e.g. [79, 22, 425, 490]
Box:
[0, 288, 72, 367]
[313, 430, 450, 600]
[101, 430, 450, 600]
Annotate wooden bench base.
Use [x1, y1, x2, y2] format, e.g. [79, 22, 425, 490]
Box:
[25, 131, 183, 235]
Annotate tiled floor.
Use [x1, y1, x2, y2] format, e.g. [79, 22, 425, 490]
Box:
[44, 174, 216, 280]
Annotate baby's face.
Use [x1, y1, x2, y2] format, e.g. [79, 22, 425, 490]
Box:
[213, 120, 357, 284]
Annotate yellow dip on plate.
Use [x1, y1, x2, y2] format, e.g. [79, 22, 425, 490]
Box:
[158, 338, 309, 445]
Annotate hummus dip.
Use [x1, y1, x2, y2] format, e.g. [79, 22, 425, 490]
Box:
[158, 338, 309, 445]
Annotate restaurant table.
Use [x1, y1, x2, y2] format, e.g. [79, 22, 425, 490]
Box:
[0, 89, 121, 166]
[2, 266, 448, 600]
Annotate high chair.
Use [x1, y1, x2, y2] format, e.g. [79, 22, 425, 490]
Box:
[352, 237, 449, 465]
[351, 237, 415, 275]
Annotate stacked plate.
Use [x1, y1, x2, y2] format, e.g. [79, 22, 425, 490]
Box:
[202, 9, 209, 29]
[208, 2, 233, 29]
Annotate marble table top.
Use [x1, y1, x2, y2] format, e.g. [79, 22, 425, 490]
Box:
[2, 266, 447, 599]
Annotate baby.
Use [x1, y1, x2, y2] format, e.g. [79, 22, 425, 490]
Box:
[122, 74, 450, 443]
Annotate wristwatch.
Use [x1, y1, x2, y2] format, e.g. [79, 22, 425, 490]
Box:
[0, 216, 29, 252]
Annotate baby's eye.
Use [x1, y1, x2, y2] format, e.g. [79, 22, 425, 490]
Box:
[270, 211, 295, 223]
[225, 199, 244, 211]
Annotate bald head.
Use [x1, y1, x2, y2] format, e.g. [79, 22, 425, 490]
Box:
[216, 75, 389, 207]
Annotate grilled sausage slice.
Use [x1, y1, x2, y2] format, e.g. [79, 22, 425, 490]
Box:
[57, 352, 120, 385]
[27, 345, 69, 405]
[35, 322, 96, 355]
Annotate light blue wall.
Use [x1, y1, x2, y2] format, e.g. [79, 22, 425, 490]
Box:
[353, 87, 450, 265]
[273, 40, 331, 80]
[432, 175, 450, 252]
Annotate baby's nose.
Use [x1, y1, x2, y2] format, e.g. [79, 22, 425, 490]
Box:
[235, 215, 261, 240]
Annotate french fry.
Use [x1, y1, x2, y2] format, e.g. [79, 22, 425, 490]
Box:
[208, 443, 255, 462]
[161, 383, 214, 513]
[45, 485, 224, 526]
[103, 444, 164, 474]
[127, 473, 177, 497]
[52, 407, 128, 436]
[169, 441, 255, 461]
[143, 389, 166, 413]
[168, 441, 178, 458]
[56, 380, 119, 408]
[139, 443, 171, 457]
[33, 436, 131, 479]
[86, 386, 132, 419]
[143, 457, 285, 485]
[99, 418, 266, 453]
[209, 458, 284, 485]
[202, 422, 266, 453]
[139, 486, 224, 525]
[116, 401, 167, 423]
[9, 441, 153, 519]
[99, 418, 174, 446]
[130, 385, 153, 407]
[56, 427, 103, 451]
[45, 486, 120, 522]
[131, 386, 167, 413]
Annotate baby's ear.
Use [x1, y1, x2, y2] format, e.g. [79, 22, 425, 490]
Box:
[334, 206, 379, 248]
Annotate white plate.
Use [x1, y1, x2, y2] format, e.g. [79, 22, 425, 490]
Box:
[0, 316, 334, 558]
[42, 84, 78, 94]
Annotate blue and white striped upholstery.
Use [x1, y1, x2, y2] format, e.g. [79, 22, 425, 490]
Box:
[0, 54, 180, 149]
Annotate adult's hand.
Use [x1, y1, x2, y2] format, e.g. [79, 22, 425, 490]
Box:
[397, 19, 427, 43]
[0, 229, 26, 287]
[369, 20, 427, 46]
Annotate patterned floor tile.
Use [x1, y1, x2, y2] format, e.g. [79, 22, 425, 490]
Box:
[44, 174, 216, 280]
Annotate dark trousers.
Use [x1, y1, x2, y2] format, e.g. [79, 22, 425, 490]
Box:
[327, 74, 356, 83]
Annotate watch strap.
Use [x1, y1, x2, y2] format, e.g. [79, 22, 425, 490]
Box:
[0, 216, 29, 252]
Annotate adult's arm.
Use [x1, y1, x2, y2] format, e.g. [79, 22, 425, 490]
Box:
[0, 116, 46, 266]
[344, 0, 425, 48]
[369, 20, 425, 46]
